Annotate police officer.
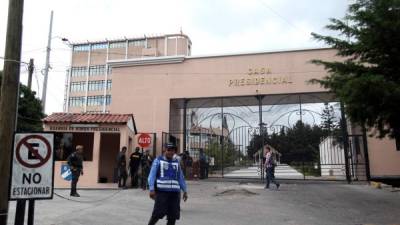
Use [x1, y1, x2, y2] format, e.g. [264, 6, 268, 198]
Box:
[67, 145, 84, 197]
[141, 149, 153, 190]
[129, 147, 142, 188]
[147, 143, 188, 225]
[117, 146, 128, 188]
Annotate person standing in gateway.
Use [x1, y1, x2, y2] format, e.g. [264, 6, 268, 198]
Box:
[129, 147, 142, 188]
[67, 145, 84, 197]
[147, 143, 188, 225]
[264, 146, 280, 190]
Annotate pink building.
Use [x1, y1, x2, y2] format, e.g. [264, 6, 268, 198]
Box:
[44, 33, 400, 187]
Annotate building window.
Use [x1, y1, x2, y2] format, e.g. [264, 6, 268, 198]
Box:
[86, 80, 112, 91]
[86, 95, 111, 106]
[88, 81, 101, 91]
[106, 95, 111, 105]
[54, 132, 94, 161]
[70, 82, 86, 92]
[109, 41, 126, 49]
[89, 65, 106, 76]
[73, 44, 90, 52]
[86, 110, 110, 114]
[87, 96, 100, 106]
[69, 96, 85, 107]
[128, 39, 145, 47]
[91, 43, 107, 50]
[71, 67, 87, 77]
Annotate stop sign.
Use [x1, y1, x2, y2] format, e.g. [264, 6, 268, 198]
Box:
[138, 133, 151, 148]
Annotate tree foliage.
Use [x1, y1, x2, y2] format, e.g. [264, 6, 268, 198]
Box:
[310, 0, 400, 138]
[246, 121, 325, 164]
[207, 138, 242, 169]
[247, 131, 269, 158]
[320, 104, 339, 133]
[268, 121, 324, 164]
[0, 71, 45, 132]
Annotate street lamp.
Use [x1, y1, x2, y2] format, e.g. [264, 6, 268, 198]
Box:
[41, 11, 69, 113]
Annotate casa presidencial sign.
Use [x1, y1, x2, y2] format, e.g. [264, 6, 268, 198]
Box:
[9, 133, 54, 200]
[48, 124, 120, 132]
[228, 67, 293, 87]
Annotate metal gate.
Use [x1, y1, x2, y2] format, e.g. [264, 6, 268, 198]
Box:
[166, 93, 370, 182]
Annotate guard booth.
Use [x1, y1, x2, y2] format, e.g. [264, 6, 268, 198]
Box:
[43, 113, 137, 188]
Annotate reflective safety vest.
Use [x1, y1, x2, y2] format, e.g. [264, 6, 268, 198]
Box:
[156, 156, 181, 192]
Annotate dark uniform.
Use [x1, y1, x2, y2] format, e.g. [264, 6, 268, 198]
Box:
[117, 151, 128, 188]
[129, 149, 142, 188]
[67, 151, 83, 196]
[199, 151, 208, 179]
[141, 152, 153, 190]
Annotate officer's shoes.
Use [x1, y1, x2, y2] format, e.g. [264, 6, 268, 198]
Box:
[70, 193, 80, 197]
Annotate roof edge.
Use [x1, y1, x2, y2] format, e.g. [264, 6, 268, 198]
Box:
[70, 33, 192, 46]
[42, 113, 135, 125]
[106, 47, 334, 68]
[108, 55, 186, 68]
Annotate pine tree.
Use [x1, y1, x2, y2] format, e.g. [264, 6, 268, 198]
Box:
[311, 0, 400, 138]
[320, 104, 339, 133]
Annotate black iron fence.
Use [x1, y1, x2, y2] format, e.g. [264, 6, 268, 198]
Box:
[161, 130, 369, 182]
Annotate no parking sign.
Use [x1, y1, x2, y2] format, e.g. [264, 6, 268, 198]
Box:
[9, 133, 54, 200]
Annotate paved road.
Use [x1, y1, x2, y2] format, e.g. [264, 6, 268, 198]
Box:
[224, 164, 304, 179]
[7, 181, 400, 225]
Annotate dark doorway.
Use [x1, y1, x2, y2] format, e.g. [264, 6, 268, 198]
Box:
[98, 133, 120, 183]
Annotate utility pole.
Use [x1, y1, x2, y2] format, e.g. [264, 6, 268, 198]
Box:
[0, 0, 24, 224]
[41, 10, 53, 112]
[28, 58, 34, 90]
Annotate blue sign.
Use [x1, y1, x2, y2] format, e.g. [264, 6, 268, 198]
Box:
[61, 164, 72, 181]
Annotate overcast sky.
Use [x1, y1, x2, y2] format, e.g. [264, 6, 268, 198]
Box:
[0, 0, 348, 115]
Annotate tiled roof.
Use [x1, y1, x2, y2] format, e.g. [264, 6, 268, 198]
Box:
[43, 113, 133, 124]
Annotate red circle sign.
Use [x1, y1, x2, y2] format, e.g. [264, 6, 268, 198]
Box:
[138, 133, 151, 148]
[16, 135, 52, 168]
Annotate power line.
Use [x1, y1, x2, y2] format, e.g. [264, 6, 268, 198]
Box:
[0, 57, 29, 65]
[257, 0, 309, 35]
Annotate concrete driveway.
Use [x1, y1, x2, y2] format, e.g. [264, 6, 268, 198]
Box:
[7, 180, 400, 225]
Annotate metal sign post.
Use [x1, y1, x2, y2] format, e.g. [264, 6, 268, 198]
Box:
[9, 133, 54, 225]
[137, 133, 151, 189]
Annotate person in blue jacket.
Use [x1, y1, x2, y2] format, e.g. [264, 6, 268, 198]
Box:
[147, 143, 188, 225]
